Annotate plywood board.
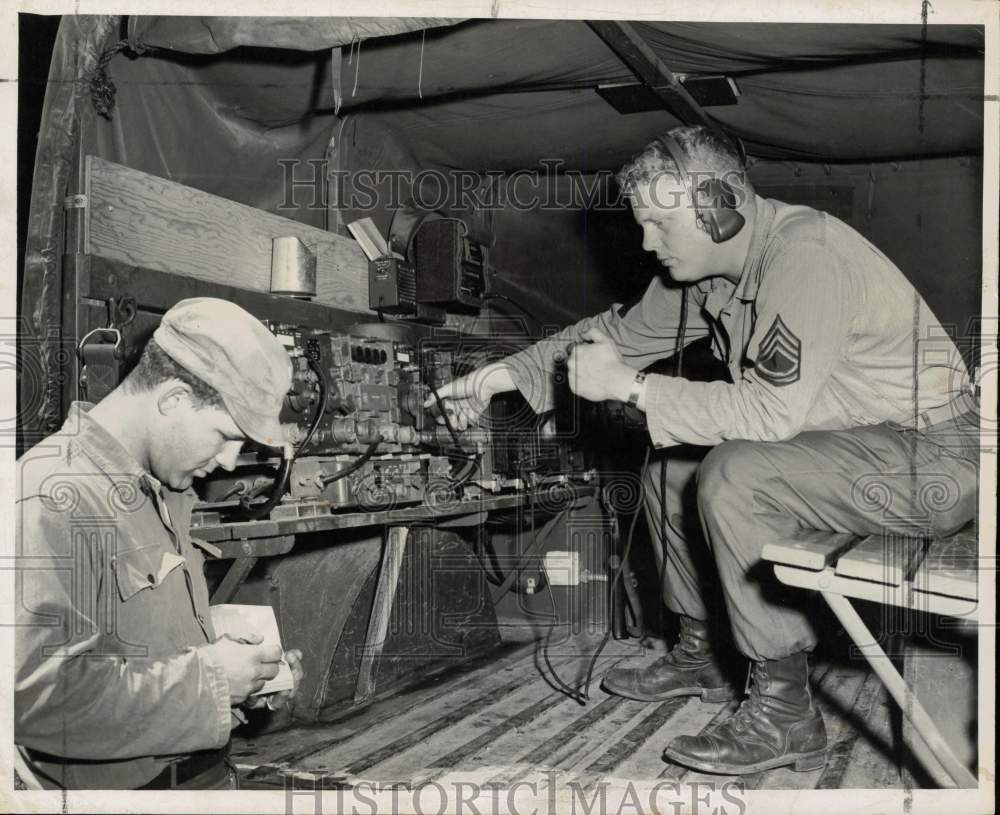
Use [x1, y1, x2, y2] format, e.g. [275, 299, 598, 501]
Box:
[86, 156, 371, 314]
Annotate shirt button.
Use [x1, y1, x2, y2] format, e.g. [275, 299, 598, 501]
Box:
[197, 613, 206, 625]
[146, 573, 156, 585]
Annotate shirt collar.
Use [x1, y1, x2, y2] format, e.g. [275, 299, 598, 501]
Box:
[64, 402, 149, 486]
[694, 196, 777, 320]
[732, 195, 776, 302]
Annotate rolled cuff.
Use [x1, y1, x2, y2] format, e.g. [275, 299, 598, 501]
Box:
[194, 646, 234, 749]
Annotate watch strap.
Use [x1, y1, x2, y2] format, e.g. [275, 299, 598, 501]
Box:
[626, 372, 647, 407]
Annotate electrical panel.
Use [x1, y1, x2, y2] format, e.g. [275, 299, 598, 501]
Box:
[196, 323, 592, 521]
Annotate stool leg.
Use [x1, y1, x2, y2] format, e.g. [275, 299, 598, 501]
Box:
[820, 591, 978, 788]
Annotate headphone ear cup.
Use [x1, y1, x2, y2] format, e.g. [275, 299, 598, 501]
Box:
[695, 179, 746, 243]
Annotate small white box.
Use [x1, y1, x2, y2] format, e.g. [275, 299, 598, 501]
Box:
[544, 551, 581, 586]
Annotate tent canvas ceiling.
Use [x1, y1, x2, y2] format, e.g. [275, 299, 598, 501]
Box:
[122, 17, 984, 170]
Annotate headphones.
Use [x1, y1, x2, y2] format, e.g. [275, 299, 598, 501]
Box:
[651, 135, 746, 243]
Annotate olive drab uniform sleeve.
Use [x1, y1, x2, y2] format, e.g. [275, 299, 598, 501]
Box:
[643, 240, 853, 447]
[505, 275, 711, 413]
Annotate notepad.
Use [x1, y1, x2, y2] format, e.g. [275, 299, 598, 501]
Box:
[209, 604, 295, 696]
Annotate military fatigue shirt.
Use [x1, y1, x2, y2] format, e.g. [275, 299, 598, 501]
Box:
[508, 196, 971, 447]
[15, 403, 232, 789]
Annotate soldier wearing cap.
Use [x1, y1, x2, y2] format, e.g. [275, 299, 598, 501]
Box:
[15, 297, 304, 789]
[431, 126, 979, 775]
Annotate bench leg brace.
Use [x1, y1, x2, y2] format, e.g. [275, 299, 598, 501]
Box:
[820, 591, 978, 788]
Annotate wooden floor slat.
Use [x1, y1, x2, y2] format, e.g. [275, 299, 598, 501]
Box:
[426, 685, 576, 777]
[575, 696, 692, 788]
[837, 680, 901, 788]
[234, 635, 938, 790]
[469, 696, 630, 788]
[815, 670, 885, 788]
[491, 694, 661, 789]
[337, 658, 578, 777]
[235, 641, 538, 769]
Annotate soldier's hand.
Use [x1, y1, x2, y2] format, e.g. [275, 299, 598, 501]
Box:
[566, 328, 636, 403]
[245, 649, 304, 713]
[423, 361, 516, 430]
[201, 634, 284, 705]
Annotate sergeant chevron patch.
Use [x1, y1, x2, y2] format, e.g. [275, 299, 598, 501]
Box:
[755, 315, 801, 386]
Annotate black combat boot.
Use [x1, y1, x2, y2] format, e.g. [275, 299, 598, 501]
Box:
[663, 650, 827, 774]
[601, 616, 740, 703]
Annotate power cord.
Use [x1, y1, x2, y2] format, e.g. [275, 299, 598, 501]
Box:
[320, 437, 383, 485]
[425, 379, 481, 489]
[552, 286, 690, 702]
[240, 341, 328, 521]
[575, 445, 652, 700]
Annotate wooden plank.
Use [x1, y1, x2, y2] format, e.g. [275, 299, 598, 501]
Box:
[817, 670, 891, 789]
[310, 657, 578, 779]
[233, 641, 536, 773]
[902, 636, 978, 788]
[576, 697, 691, 785]
[835, 533, 926, 586]
[483, 696, 628, 783]
[354, 526, 409, 705]
[586, 22, 717, 129]
[762, 531, 860, 571]
[427, 691, 571, 776]
[912, 533, 978, 601]
[209, 557, 258, 605]
[86, 156, 371, 314]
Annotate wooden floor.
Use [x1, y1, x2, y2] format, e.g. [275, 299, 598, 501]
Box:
[230, 625, 940, 791]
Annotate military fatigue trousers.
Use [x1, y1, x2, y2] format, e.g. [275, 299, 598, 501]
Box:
[641, 409, 980, 661]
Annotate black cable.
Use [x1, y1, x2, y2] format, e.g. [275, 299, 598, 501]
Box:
[450, 454, 480, 488]
[241, 348, 327, 521]
[474, 526, 506, 586]
[658, 286, 688, 634]
[240, 449, 294, 522]
[675, 287, 689, 378]
[425, 379, 481, 491]
[529, 478, 589, 704]
[298, 351, 328, 452]
[579, 445, 653, 700]
[541, 580, 587, 705]
[541, 287, 690, 701]
[321, 437, 383, 485]
[426, 380, 467, 451]
[487, 492, 575, 605]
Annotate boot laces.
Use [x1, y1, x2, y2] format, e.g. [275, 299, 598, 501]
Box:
[731, 662, 768, 733]
[678, 629, 701, 653]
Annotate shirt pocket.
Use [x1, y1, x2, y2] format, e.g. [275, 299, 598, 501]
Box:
[113, 546, 186, 602]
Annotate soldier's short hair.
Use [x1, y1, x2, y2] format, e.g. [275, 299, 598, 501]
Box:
[616, 125, 750, 196]
[123, 338, 225, 410]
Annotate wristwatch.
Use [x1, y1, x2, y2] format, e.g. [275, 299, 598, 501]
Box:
[626, 372, 647, 408]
